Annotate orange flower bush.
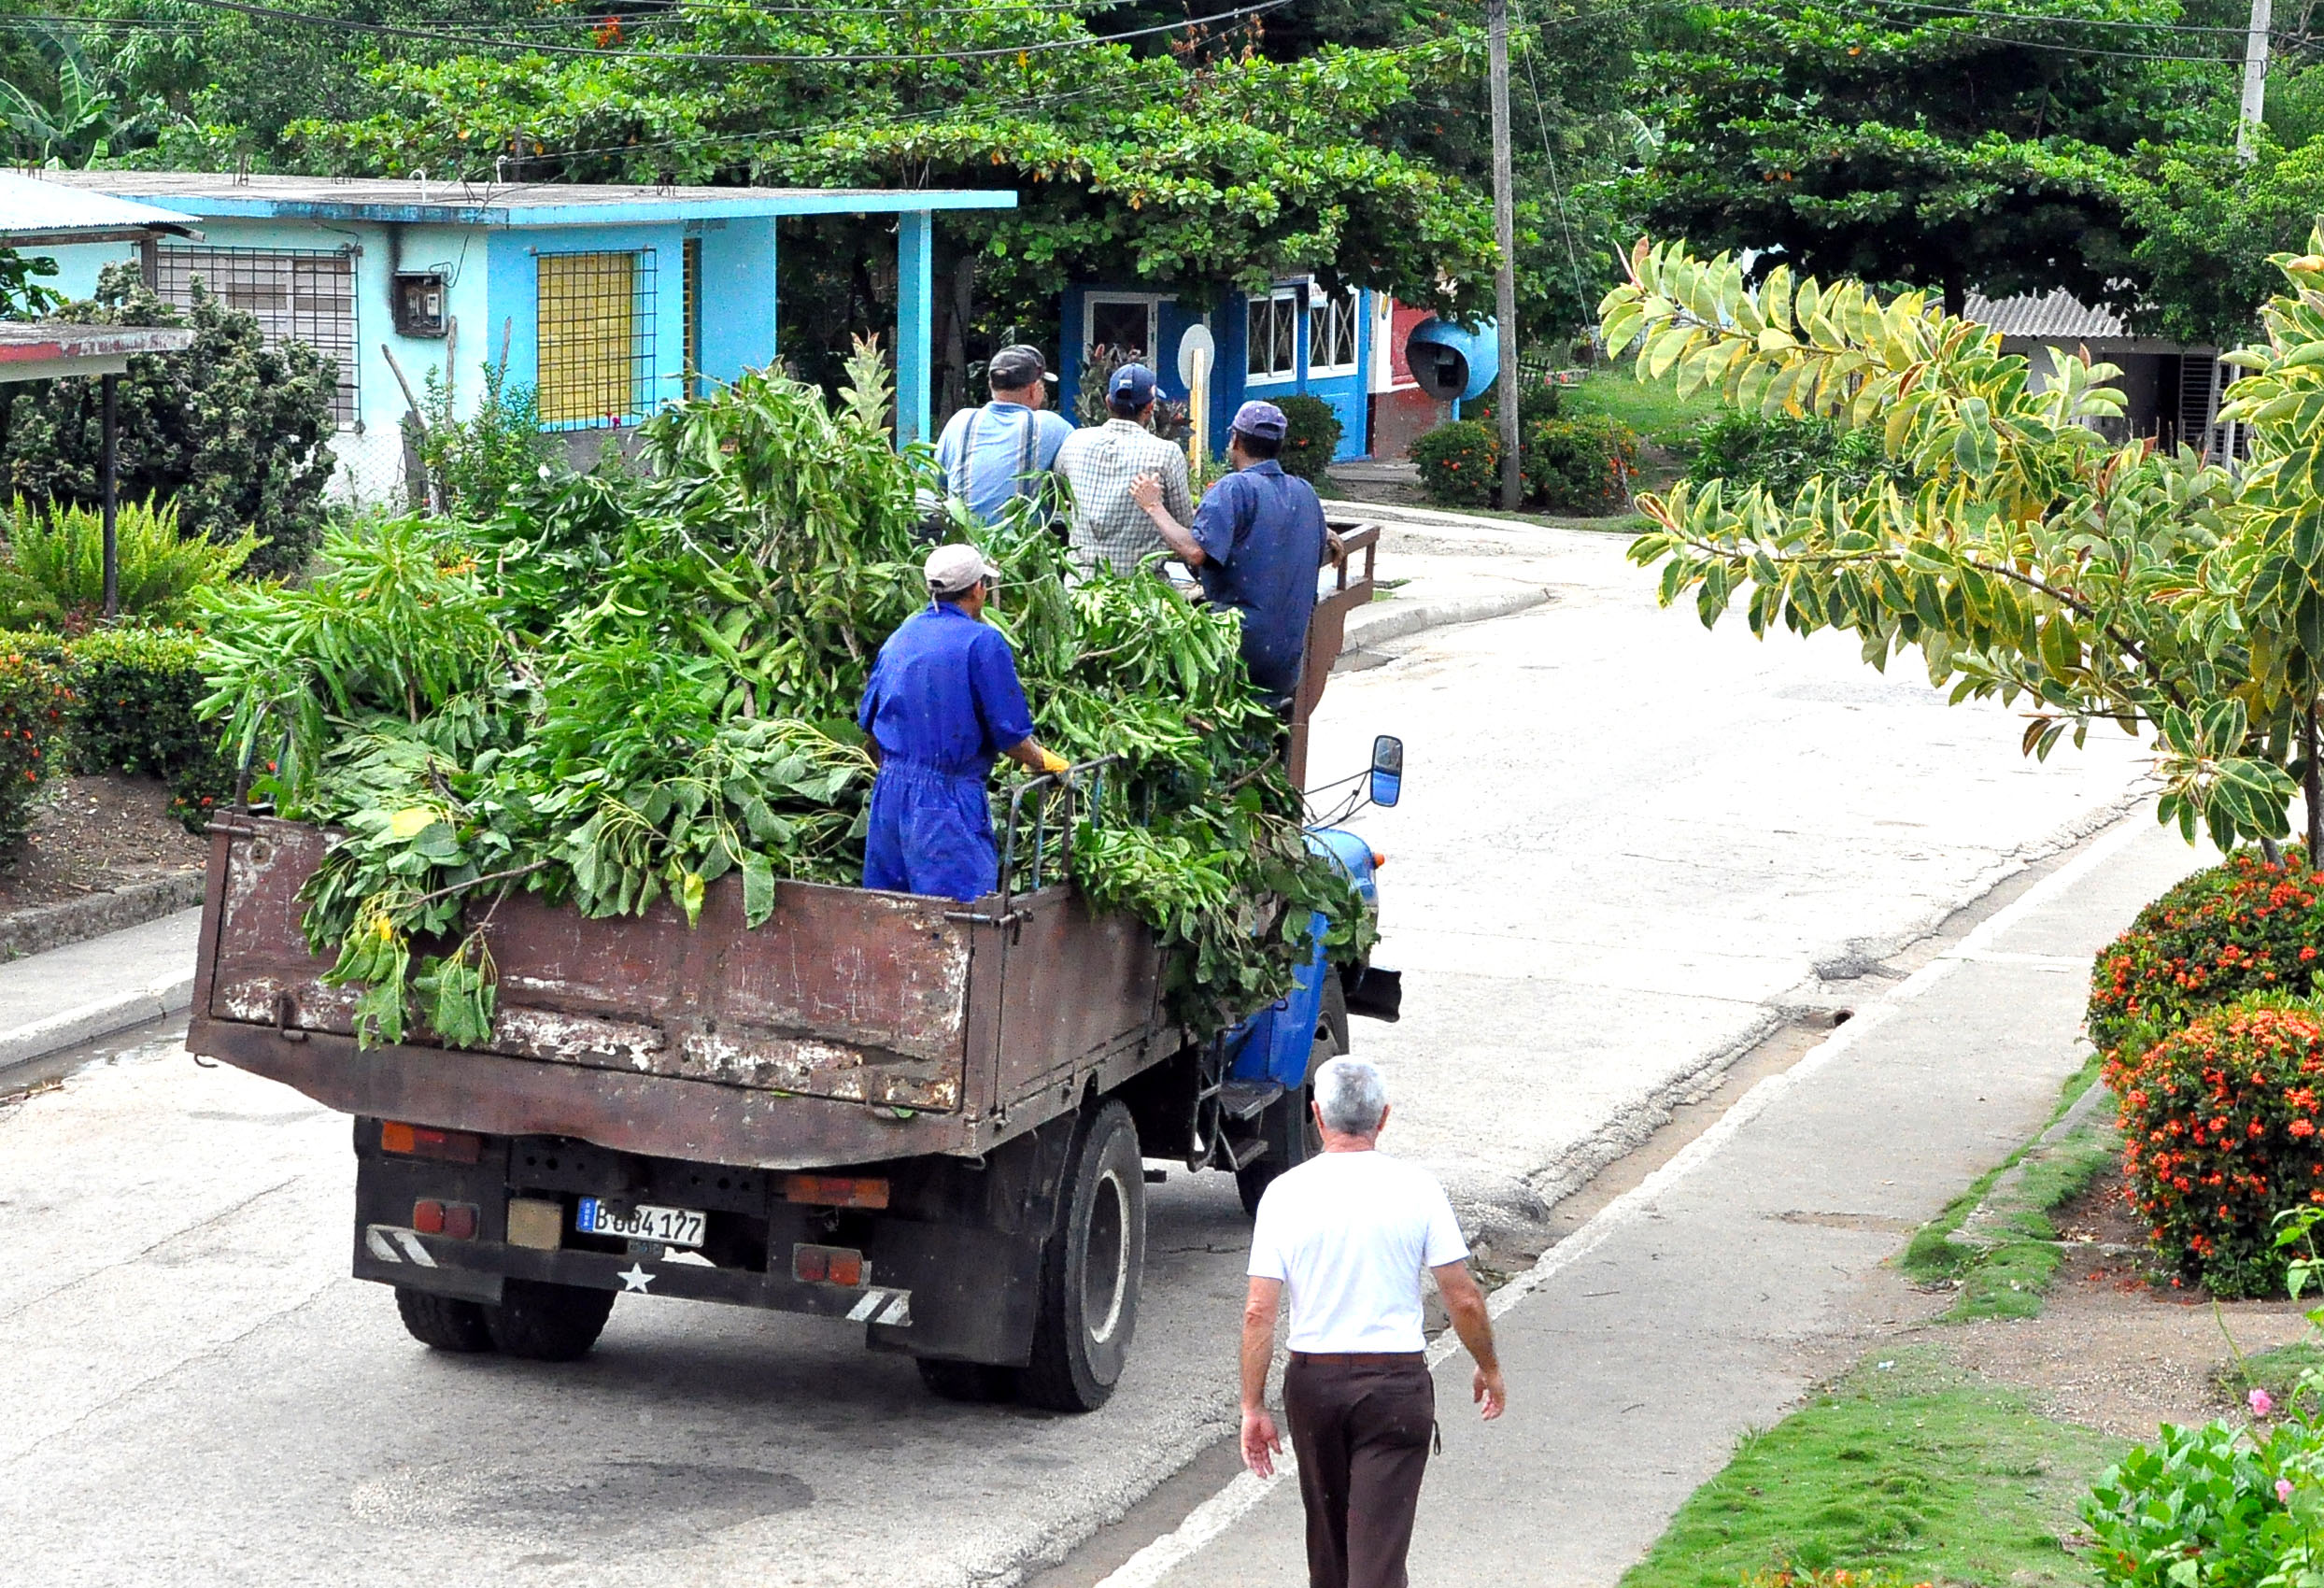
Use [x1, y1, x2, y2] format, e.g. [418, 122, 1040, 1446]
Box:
[2108, 999, 2324, 1297]
[0, 650, 72, 854]
[2088, 849, 2324, 1059]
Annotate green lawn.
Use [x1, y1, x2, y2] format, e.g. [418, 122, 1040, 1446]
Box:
[1562, 368, 1726, 452]
[1622, 1349, 2124, 1588]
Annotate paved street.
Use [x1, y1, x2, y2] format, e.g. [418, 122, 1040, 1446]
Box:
[1, 514, 2161, 1587]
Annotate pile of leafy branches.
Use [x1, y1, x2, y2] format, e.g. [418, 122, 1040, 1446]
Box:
[198, 342, 1367, 1049]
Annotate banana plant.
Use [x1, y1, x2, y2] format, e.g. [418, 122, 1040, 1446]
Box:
[1599, 236, 2324, 855]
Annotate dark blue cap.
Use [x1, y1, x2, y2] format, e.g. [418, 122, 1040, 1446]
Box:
[1108, 362, 1158, 407]
[1231, 400, 1289, 441]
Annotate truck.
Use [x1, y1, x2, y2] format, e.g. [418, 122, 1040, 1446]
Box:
[183, 523, 1403, 1412]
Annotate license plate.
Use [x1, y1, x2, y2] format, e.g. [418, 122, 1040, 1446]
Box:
[576, 1198, 706, 1248]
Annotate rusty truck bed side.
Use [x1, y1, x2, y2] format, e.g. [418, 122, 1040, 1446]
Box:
[188, 816, 1170, 1170]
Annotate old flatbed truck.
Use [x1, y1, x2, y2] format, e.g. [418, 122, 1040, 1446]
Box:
[184, 524, 1401, 1412]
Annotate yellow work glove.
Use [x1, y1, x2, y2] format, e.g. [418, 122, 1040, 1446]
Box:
[1037, 748, 1071, 777]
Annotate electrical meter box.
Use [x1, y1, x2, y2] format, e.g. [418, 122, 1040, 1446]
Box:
[391, 273, 448, 338]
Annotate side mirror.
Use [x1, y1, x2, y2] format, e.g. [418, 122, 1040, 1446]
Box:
[1368, 734, 1403, 808]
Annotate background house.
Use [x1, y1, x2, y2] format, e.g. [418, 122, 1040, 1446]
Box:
[21, 173, 1014, 502]
[1963, 288, 2236, 458]
[1057, 277, 1374, 461]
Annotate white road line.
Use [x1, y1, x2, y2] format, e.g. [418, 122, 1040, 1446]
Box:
[1093, 813, 2146, 1588]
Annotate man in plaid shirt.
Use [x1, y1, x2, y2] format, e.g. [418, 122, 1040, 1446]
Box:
[1056, 362, 1195, 576]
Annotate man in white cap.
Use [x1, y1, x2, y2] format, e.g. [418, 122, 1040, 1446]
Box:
[856, 545, 1071, 901]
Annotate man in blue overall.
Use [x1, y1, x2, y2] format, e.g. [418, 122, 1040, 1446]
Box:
[857, 544, 1072, 901]
[1128, 400, 1339, 708]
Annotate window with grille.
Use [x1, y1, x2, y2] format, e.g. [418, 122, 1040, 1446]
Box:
[682, 235, 701, 396]
[155, 246, 358, 428]
[537, 249, 658, 429]
[1307, 287, 1359, 376]
[1246, 289, 1299, 384]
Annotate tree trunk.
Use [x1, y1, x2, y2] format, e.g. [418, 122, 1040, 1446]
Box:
[941, 248, 973, 424]
[2306, 700, 2321, 864]
[1942, 270, 1967, 319]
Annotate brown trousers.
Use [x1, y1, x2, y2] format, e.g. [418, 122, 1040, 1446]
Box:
[1282, 1353, 1436, 1588]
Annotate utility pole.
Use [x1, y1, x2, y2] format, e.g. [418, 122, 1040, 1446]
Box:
[2240, 0, 2273, 156]
[1487, 0, 1523, 511]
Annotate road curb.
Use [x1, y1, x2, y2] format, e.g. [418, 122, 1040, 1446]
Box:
[1343, 585, 1552, 649]
[0, 872, 204, 962]
[0, 971, 193, 1078]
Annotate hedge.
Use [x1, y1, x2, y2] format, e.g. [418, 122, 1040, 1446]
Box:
[1412, 419, 1500, 507]
[0, 625, 229, 835]
[0, 652, 73, 852]
[1275, 395, 1343, 486]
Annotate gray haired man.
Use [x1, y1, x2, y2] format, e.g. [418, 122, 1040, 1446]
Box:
[1240, 1058, 1505, 1588]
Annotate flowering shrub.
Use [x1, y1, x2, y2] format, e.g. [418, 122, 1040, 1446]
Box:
[1523, 413, 1640, 513]
[1411, 419, 1500, 507]
[1736, 1571, 1932, 1588]
[2088, 849, 2324, 1059]
[2108, 999, 2324, 1296]
[0, 651, 73, 855]
[1274, 395, 1343, 486]
[2084, 1385, 2324, 1587]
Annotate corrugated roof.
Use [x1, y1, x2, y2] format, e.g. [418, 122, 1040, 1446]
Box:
[1961, 288, 2127, 341]
[0, 173, 198, 240]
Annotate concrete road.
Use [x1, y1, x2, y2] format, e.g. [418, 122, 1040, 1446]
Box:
[1, 517, 2160, 1587]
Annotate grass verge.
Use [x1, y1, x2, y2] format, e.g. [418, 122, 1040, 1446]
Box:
[1899, 1054, 2117, 1320]
[2221, 1340, 2324, 1408]
[1563, 370, 1723, 452]
[1620, 1348, 2123, 1588]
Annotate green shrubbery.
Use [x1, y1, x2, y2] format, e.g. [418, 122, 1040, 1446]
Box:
[0, 495, 256, 629]
[1274, 394, 1342, 485]
[1523, 413, 1641, 513]
[2089, 849, 2324, 1060]
[1411, 419, 1499, 507]
[2086, 1382, 2324, 1587]
[1687, 412, 1902, 501]
[0, 652, 75, 854]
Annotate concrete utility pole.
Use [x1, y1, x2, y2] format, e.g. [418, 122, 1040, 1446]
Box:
[1488, 0, 1523, 510]
[2240, 0, 2273, 156]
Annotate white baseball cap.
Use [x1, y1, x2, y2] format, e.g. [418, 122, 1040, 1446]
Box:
[925, 543, 1000, 597]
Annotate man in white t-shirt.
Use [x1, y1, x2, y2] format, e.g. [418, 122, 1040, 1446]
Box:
[1241, 1057, 1506, 1588]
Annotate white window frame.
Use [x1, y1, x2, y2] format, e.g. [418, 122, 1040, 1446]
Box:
[1081, 292, 1168, 362]
[1306, 284, 1359, 376]
[1246, 287, 1301, 386]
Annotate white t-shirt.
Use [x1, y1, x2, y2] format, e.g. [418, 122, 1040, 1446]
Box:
[1246, 1151, 1470, 1354]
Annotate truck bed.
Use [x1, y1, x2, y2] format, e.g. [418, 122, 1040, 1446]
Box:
[188, 816, 1170, 1170]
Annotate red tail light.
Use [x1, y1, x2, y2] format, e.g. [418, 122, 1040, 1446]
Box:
[380, 1121, 482, 1163]
[412, 1199, 445, 1234]
[793, 1244, 867, 1286]
[410, 1199, 477, 1239]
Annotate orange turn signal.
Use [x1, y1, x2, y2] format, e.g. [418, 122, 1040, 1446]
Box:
[784, 1174, 891, 1210]
[1370, 850, 1386, 868]
[380, 1121, 483, 1164]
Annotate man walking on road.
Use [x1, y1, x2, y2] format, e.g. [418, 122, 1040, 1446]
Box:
[1053, 362, 1192, 575]
[932, 345, 1074, 527]
[1240, 1058, 1506, 1588]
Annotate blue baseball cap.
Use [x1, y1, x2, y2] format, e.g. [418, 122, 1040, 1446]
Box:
[1230, 400, 1289, 442]
[1108, 362, 1158, 406]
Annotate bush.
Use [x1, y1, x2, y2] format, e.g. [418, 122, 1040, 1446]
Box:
[1273, 394, 1343, 484]
[0, 495, 256, 629]
[419, 360, 553, 520]
[2088, 848, 2324, 1059]
[0, 651, 74, 855]
[1689, 412, 1903, 501]
[1463, 373, 1564, 432]
[2106, 998, 2324, 1297]
[1411, 419, 1500, 506]
[2085, 1406, 2324, 1587]
[0, 262, 337, 575]
[1523, 413, 1641, 513]
[0, 626, 231, 834]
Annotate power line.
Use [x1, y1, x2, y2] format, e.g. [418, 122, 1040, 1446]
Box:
[141, 0, 1285, 64]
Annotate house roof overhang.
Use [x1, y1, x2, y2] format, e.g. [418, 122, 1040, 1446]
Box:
[0, 174, 202, 245]
[28, 172, 1017, 229]
[0, 321, 198, 384]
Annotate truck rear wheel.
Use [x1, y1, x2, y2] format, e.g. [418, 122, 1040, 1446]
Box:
[1018, 1099, 1145, 1413]
[1236, 981, 1348, 1218]
[482, 1279, 615, 1362]
[395, 1286, 495, 1353]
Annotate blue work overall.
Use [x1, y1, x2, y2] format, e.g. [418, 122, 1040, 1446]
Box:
[857, 601, 1037, 902]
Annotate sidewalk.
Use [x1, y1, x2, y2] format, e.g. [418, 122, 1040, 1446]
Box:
[1111, 811, 2211, 1588]
[0, 905, 198, 1078]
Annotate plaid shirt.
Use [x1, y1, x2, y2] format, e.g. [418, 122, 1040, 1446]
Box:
[1056, 418, 1195, 575]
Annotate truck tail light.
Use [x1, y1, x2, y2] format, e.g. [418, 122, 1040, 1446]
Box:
[380, 1121, 482, 1163]
[794, 1244, 866, 1286]
[784, 1174, 890, 1210]
[411, 1200, 477, 1239]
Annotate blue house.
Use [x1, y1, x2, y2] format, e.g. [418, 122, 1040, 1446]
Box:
[1058, 278, 1379, 462]
[21, 173, 1014, 503]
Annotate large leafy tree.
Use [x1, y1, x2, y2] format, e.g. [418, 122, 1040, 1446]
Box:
[1599, 236, 2324, 859]
[1633, 0, 2243, 315]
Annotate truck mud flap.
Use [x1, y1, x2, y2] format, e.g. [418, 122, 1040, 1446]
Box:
[1342, 964, 1402, 1023]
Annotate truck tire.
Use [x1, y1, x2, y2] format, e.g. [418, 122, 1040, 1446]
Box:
[482, 1279, 616, 1362]
[394, 1286, 495, 1353]
[1236, 980, 1348, 1218]
[1018, 1099, 1145, 1413]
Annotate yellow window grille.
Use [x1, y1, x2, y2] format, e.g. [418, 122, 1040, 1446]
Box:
[537, 250, 651, 428]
